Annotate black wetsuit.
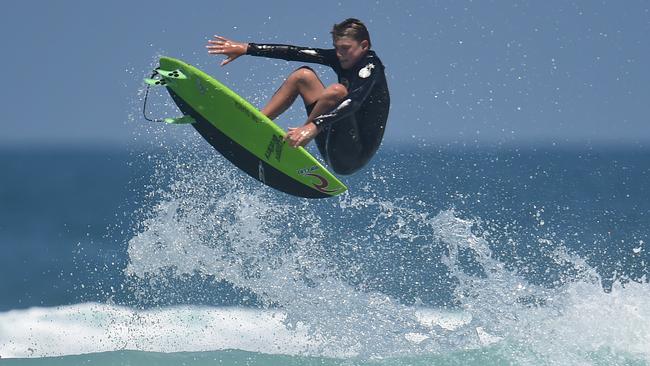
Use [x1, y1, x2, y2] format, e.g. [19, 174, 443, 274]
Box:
[247, 43, 390, 175]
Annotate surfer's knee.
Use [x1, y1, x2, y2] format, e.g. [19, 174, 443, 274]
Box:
[288, 66, 319, 86]
[322, 83, 348, 103]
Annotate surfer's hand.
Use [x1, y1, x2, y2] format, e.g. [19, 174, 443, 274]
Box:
[285, 123, 318, 148]
[206, 36, 248, 66]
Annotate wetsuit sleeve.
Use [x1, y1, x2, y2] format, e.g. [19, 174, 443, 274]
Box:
[247, 43, 338, 67]
[312, 65, 381, 130]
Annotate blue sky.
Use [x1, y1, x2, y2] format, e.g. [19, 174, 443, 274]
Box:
[2, 1, 648, 147]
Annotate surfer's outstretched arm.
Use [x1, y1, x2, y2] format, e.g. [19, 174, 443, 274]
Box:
[245, 43, 338, 67]
[206, 36, 338, 67]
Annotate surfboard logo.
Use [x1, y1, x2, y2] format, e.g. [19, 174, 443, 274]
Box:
[234, 101, 263, 123]
[358, 63, 375, 78]
[306, 173, 340, 194]
[297, 166, 318, 175]
[264, 135, 284, 162]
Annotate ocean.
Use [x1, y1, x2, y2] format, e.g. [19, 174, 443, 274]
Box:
[1, 140, 649, 365]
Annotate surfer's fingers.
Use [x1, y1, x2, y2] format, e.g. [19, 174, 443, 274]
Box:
[206, 42, 225, 54]
[294, 137, 306, 147]
[221, 55, 238, 66]
[213, 36, 236, 47]
[284, 130, 298, 146]
[208, 40, 233, 50]
[207, 39, 228, 46]
[290, 136, 304, 148]
[284, 129, 296, 140]
[212, 35, 231, 44]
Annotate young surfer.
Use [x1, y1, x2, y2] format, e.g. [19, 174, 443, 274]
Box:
[206, 18, 390, 175]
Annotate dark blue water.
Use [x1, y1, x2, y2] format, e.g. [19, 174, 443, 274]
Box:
[1, 143, 648, 312]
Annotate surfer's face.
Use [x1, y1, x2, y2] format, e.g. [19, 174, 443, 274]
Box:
[334, 37, 369, 69]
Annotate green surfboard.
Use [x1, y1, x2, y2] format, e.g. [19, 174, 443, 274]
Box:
[146, 57, 347, 199]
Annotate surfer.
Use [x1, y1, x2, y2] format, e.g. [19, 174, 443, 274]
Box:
[206, 18, 390, 175]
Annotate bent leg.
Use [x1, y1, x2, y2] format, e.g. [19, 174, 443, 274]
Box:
[261, 66, 325, 120]
[304, 83, 348, 124]
[301, 83, 352, 169]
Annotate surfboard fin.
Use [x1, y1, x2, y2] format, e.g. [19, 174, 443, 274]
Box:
[156, 68, 187, 80]
[163, 116, 196, 125]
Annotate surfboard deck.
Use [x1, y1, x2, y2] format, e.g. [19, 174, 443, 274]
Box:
[150, 57, 347, 199]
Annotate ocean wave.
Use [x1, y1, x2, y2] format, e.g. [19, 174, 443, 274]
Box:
[110, 148, 650, 364]
[0, 303, 469, 359]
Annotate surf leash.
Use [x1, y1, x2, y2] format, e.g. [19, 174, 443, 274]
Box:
[142, 69, 166, 123]
[142, 69, 196, 125]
